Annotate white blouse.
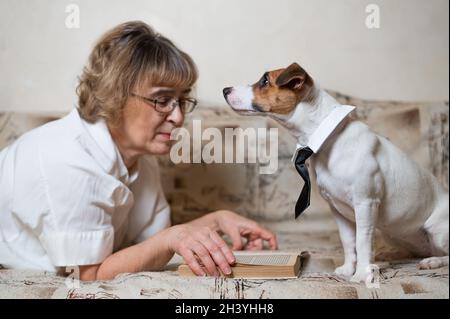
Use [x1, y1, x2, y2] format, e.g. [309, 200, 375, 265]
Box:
[0, 109, 171, 272]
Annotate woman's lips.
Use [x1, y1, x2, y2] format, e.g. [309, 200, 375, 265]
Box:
[158, 132, 172, 140]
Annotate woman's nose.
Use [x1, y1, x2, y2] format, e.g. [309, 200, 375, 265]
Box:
[166, 105, 184, 126]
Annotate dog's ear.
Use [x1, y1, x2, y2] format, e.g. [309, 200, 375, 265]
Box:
[275, 63, 308, 90]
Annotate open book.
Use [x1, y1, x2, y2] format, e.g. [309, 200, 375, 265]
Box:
[178, 251, 304, 279]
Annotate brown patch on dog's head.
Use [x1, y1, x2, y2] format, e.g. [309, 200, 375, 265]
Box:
[251, 63, 314, 114]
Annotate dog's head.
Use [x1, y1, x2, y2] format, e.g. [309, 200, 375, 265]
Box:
[223, 63, 314, 117]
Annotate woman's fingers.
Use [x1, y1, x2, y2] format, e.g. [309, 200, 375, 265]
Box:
[217, 212, 278, 250]
[209, 231, 236, 265]
[175, 221, 277, 277]
[242, 225, 278, 250]
[179, 247, 206, 276]
[206, 232, 236, 275]
[189, 232, 236, 276]
[193, 230, 232, 275]
[191, 242, 219, 276]
[200, 240, 231, 275]
[227, 226, 244, 251]
[245, 238, 263, 250]
[175, 225, 237, 277]
[261, 229, 278, 250]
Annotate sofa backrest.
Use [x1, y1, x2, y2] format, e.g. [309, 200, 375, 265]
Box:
[1, 91, 448, 223]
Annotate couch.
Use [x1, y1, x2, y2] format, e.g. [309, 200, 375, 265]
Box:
[0, 91, 448, 299]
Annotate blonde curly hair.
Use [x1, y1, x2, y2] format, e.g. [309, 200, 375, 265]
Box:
[76, 21, 198, 127]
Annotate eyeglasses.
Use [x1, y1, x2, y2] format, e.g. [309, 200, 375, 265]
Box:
[131, 93, 197, 114]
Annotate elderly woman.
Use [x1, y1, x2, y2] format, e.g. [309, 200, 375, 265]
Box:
[0, 21, 277, 281]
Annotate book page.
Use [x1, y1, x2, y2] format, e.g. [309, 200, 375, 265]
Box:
[235, 254, 291, 266]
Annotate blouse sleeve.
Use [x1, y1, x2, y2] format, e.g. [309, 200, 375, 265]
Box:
[38, 153, 127, 267]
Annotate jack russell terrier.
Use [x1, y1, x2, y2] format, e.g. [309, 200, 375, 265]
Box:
[223, 63, 449, 282]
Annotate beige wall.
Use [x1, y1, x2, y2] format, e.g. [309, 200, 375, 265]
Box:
[0, 0, 448, 113]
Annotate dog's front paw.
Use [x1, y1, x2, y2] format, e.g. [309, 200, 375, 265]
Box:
[334, 262, 356, 278]
[350, 269, 370, 283]
[350, 264, 381, 284]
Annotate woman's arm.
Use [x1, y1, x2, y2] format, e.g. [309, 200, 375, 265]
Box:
[79, 226, 174, 281]
[78, 223, 235, 281]
[78, 210, 277, 281]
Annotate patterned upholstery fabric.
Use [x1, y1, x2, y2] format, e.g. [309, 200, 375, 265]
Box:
[0, 219, 448, 299]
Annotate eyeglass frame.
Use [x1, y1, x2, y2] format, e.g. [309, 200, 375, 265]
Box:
[130, 92, 198, 114]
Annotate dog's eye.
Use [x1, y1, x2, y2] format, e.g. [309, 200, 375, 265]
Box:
[260, 74, 269, 87]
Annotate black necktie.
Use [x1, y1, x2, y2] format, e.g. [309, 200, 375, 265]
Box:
[294, 147, 314, 219]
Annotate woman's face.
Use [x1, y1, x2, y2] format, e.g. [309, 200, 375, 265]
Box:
[110, 85, 190, 164]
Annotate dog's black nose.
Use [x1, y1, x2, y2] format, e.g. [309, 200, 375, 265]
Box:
[223, 87, 232, 97]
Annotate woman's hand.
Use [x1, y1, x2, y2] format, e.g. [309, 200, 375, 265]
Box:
[214, 210, 278, 251]
[166, 224, 236, 277]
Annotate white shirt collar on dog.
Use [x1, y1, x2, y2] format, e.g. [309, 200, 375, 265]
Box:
[292, 104, 355, 161]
